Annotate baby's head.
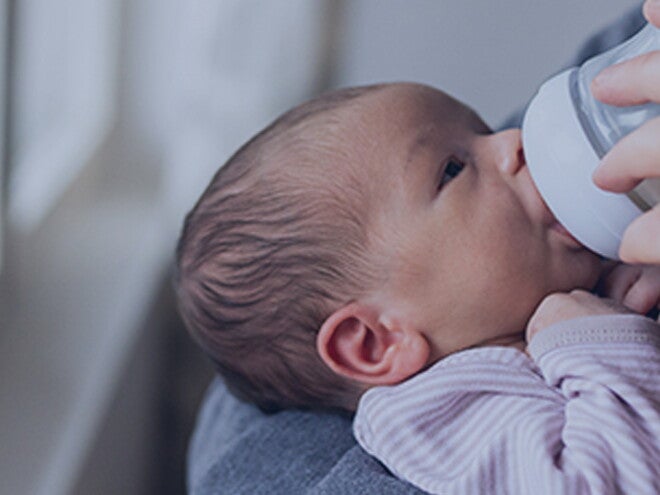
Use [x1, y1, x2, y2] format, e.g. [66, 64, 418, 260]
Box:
[175, 83, 602, 412]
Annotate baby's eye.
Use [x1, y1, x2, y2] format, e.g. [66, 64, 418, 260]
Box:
[438, 158, 465, 190]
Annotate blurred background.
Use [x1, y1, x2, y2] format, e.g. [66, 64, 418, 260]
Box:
[0, 0, 640, 493]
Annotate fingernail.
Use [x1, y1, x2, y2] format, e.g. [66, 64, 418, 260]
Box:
[593, 67, 613, 87]
[592, 163, 606, 186]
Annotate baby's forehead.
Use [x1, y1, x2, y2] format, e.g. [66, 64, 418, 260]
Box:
[350, 84, 480, 137]
[358, 83, 460, 112]
[277, 83, 480, 195]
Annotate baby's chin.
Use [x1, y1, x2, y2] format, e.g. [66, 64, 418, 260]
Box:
[473, 331, 527, 352]
[509, 338, 528, 353]
[553, 246, 603, 294]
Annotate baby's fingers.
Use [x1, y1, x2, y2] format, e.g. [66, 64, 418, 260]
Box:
[600, 263, 642, 303]
[622, 265, 660, 314]
[526, 290, 628, 342]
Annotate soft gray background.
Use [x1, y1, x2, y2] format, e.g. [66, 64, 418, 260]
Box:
[335, 0, 640, 127]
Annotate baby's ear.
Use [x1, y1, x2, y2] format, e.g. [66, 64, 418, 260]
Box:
[316, 302, 430, 386]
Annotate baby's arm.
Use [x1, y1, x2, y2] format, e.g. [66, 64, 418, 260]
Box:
[526, 291, 660, 494]
[354, 294, 660, 495]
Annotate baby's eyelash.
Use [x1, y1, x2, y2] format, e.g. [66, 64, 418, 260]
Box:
[438, 158, 465, 190]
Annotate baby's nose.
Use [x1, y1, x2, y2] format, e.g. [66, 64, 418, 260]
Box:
[491, 129, 524, 175]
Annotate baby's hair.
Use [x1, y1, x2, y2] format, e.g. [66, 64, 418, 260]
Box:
[175, 85, 386, 412]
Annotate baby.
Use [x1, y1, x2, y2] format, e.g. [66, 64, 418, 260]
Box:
[175, 83, 660, 494]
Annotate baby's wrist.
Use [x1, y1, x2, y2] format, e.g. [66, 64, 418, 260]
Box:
[527, 313, 660, 360]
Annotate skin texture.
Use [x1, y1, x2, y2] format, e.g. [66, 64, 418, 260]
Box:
[317, 83, 603, 383]
[591, 0, 660, 264]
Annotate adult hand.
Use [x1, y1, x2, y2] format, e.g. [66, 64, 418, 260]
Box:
[591, 0, 660, 264]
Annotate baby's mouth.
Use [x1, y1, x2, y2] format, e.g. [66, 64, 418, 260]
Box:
[550, 220, 584, 248]
[528, 173, 586, 250]
[539, 195, 586, 249]
[516, 155, 588, 251]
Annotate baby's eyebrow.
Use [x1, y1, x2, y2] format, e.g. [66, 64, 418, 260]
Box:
[405, 126, 440, 172]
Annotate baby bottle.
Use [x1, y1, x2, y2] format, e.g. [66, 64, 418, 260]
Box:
[522, 22, 660, 259]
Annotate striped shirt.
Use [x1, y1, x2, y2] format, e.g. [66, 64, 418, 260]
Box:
[353, 314, 660, 495]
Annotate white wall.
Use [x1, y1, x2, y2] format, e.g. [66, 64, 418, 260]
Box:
[334, 0, 641, 128]
[0, 1, 330, 494]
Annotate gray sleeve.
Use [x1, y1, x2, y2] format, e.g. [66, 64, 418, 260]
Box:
[187, 379, 425, 495]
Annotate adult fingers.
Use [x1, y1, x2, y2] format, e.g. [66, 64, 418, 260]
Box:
[593, 117, 660, 191]
[644, 0, 660, 28]
[591, 50, 660, 106]
[619, 204, 660, 265]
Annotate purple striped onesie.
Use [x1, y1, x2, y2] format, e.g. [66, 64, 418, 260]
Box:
[353, 314, 660, 494]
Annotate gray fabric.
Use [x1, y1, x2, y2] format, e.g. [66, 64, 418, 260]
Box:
[187, 7, 645, 494]
[188, 379, 425, 494]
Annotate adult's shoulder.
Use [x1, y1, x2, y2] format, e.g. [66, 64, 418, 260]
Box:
[187, 378, 425, 494]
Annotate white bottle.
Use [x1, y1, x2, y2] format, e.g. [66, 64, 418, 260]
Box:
[522, 23, 660, 259]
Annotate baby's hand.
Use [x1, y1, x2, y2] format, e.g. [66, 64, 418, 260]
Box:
[526, 290, 631, 343]
[598, 263, 660, 316]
